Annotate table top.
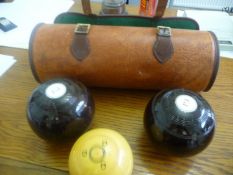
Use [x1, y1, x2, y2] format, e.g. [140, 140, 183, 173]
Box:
[0, 2, 233, 175]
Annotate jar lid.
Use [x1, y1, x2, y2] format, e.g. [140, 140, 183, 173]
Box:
[103, 0, 125, 7]
[69, 128, 133, 175]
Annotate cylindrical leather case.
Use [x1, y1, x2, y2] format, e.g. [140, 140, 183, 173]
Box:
[29, 24, 219, 91]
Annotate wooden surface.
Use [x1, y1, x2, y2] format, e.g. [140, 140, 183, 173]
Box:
[0, 2, 233, 175]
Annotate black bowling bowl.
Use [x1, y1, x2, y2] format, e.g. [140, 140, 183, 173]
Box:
[27, 78, 94, 142]
[144, 89, 215, 156]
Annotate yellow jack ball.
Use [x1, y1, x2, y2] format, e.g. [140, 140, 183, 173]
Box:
[69, 128, 133, 175]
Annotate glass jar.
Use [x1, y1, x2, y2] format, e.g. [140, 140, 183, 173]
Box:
[101, 0, 126, 15]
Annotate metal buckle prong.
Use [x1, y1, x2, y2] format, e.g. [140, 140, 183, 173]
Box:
[74, 23, 91, 34]
[157, 26, 172, 37]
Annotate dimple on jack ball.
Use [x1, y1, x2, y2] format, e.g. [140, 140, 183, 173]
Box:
[27, 78, 94, 142]
[144, 89, 216, 156]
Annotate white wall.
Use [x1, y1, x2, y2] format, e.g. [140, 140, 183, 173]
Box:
[169, 0, 233, 11]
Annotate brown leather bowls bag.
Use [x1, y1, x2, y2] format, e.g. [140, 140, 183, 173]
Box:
[29, 23, 219, 91]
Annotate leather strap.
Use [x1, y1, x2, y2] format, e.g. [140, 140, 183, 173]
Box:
[71, 24, 90, 61]
[81, 0, 92, 15]
[153, 26, 173, 64]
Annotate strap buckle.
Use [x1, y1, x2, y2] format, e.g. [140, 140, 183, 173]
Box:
[157, 26, 171, 37]
[74, 23, 91, 34]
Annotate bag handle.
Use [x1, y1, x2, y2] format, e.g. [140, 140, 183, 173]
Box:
[81, 0, 92, 15]
[81, 0, 168, 17]
[156, 0, 168, 17]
